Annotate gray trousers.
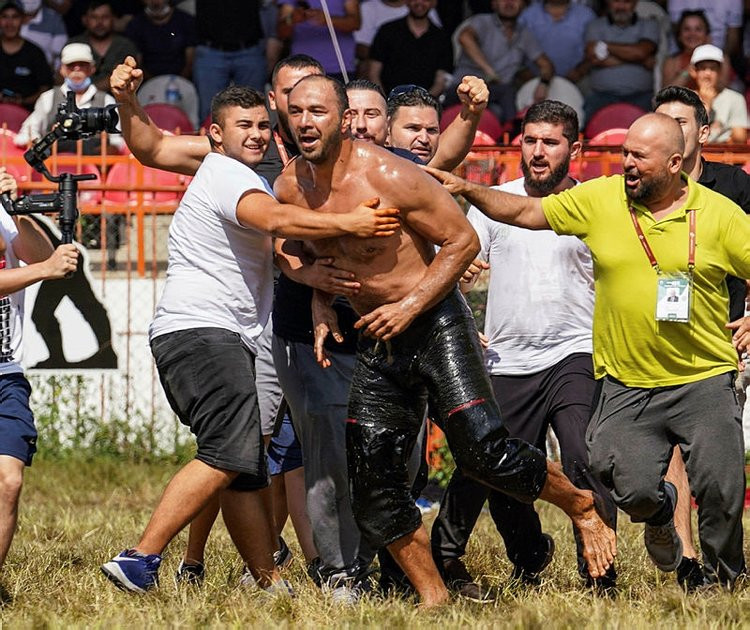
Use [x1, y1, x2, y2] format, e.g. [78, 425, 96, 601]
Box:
[587, 371, 746, 585]
[272, 335, 375, 574]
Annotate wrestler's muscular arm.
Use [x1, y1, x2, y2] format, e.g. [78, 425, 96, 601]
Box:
[110, 56, 210, 176]
[423, 165, 550, 229]
[355, 158, 480, 340]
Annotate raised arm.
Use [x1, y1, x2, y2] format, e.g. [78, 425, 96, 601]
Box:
[428, 76, 489, 172]
[110, 56, 210, 176]
[422, 165, 550, 230]
[354, 158, 480, 340]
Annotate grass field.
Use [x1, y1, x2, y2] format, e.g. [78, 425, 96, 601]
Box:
[1, 457, 749, 628]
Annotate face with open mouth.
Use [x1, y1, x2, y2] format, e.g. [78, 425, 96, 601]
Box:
[210, 105, 271, 168]
[519, 121, 575, 195]
[288, 78, 350, 164]
[387, 105, 440, 161]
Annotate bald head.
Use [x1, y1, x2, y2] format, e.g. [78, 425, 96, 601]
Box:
[627, 113, 685, 158]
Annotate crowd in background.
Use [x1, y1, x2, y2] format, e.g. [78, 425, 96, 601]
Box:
[2, 0, 750, 146]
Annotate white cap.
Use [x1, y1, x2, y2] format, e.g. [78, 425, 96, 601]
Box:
[690, 44, 724, 66]
[60, 43, 95, 66]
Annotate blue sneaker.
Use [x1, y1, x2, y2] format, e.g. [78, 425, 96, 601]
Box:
[101, 549, 162, 593]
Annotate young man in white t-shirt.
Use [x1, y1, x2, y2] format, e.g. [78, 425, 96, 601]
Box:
[100, 83, 400, 595]
[0, 168, 78, 573]
[431, 101, 618, 593]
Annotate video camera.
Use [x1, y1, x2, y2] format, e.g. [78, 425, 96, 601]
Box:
[0, 91, 120, 250]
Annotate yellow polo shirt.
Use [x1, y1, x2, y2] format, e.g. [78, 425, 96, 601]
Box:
[541, 174, 750, 387]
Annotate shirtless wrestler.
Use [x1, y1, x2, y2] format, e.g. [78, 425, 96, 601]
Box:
[274, 74, 617, 607]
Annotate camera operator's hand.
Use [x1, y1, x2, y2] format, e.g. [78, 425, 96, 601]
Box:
[110, 56, 143, 103]
[44, 245, 79, 279]
[0, 168, 18, 202]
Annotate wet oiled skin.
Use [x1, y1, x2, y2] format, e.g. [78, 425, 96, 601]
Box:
[276, 140, 460, 315]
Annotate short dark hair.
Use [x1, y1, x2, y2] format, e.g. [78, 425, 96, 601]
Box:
[346, 79, 386, 100]
[675, 10, 710, 50]
[86, 0, 113, 12]
[271, 54, 325, 87]
[653, 86, 709, 127]
[291, 74, 349, 117]
[522, 100, 579, 145]
[387, 86, 441, 119]
[210, 86, 267, 127]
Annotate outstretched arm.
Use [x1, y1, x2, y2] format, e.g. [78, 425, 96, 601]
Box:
[354, 159, 480, 340]
[428, 76, 489, 172]
[238, 192, 400, 240]
[110, 56, 211, 176]
[422, 165, 550, 230]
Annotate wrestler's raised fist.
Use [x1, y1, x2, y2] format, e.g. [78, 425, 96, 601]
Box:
[456, 75, 489, 115]
[110, 56, 143, 103]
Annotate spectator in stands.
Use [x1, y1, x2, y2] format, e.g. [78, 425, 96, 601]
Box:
[661, 10, 722, 90]
[583, 0, 659, 121]
[354, 0, 440, 78]
[518, 0, 596, 84]
[667, 0, 743, 63]
[67, 1, 140, 92]
[690, 43, 748, 143]
[192, 0, 266, 123]
[368, 0, 452, 97]
[0, 0, 52, 110]
[18, 0, 67, 68]
[447, 0, 555, 124]
[125, 0, 197, 79]
[15, 42, 123, 151]
[277, 0, 360, 82]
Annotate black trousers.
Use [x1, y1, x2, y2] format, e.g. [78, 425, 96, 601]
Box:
[431, 353, 617, 577]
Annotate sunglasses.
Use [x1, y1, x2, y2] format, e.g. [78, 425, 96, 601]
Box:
[387, 84, 432, 101]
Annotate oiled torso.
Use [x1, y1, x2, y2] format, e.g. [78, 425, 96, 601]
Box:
[279, 143, 436, 314]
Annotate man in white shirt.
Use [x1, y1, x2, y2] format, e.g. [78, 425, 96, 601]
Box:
[431, 100, 618, 593]
[100, 82, 400, 595]
[0, 168, 78, 573]
[15, 42, 123, 152]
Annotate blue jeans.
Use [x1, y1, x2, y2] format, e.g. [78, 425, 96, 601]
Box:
[193, 44, 266, 122]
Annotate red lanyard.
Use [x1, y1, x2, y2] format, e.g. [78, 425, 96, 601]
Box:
[629, 207, 696, 273]
[273, 130, 290, 167]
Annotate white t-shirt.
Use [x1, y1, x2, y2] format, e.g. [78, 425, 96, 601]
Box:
[467, 177, 593, 375]
[0, 209, 24, 376]
[149, 152, 274, 354]
[354, 0, 441, 46]
[708, 88, 749, 143]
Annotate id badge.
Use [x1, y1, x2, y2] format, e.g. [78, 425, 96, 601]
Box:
[655, 273, 692, 323]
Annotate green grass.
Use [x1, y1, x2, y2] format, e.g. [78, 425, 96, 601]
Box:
[1, 457, 749, 628]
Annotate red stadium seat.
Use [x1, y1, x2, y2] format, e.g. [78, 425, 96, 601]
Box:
[584, 103, 646, 139]
[0, 103, 30, 133]
[440, 104, 504, 141]
[103, 162, 186, 204]
[143, 103, 195, 133]
[588, 128, 628, 146]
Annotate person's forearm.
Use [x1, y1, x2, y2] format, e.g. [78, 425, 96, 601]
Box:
[257, 204, 356, 240]
[12, 216, 53, 264]
[0, 262, 55, 295]
[458, 180, 547, 229]
[399, 236, 478, 315]
[328, 14, 360, 33]
[458, 31, 494, 76]
[606, 41, 655, 63]
[428, 105, 480, 172]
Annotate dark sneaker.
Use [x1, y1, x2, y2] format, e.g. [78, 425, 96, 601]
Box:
[307, 557, 323, 587]
[274, 536, 293, 569]
[585, 565, 618, 597]
[511, 533, 555, 586]
[441, 558, 495, 603]
[174, 560, 205, 586]
[677, 557, 708, 592]
[101, 549, 161, 593]
[644, 482, 682, 572]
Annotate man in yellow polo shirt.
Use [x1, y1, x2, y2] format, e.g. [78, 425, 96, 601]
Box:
[425, 112, 750, 588]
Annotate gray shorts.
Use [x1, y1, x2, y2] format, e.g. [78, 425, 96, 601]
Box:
[151, 327, 269, 491]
